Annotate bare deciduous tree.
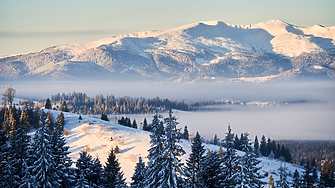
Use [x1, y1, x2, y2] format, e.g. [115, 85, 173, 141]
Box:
[2, 87, 16, 105]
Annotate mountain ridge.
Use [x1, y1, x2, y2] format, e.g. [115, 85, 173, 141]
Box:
[1, 20, 334, 82]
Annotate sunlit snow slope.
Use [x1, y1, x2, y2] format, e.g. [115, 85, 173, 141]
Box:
[47, 110, 305, 184]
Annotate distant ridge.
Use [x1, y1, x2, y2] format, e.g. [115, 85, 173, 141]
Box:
[1, 20, 334, 82]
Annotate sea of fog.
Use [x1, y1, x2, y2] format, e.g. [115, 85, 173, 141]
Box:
[1, 80, 335, 140]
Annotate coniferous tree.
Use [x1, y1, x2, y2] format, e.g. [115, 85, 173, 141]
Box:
[157, 109, 186, 188]
[235, 133, 264, 188]
[60, 101, 68, 112]
[145, 113, 164, 188]
[260, 135, 267, 157]
[56, 112, 65, 131]
[101, 113, 109, 122]
[182, 125, 189, 140]
[0, 130, 8, 182]
[130, 157, 146, 188]
[198, 150, 222, 188]
[46, 112, 54, 133]
[302, 161, 313, 188]
[52, 122, 74, 188]
[254, 136, 260, 155]
[103, 148, 126, 188]
[213, 134, 218, 145]
[320, 159, 334, 187]
[292, 169, 301, 188]
[218, 145, 224, 157]
[132, 119, 137, 129]
[142, 118, 150, 131]
[75, 151, 94, 187]
[219, 125, 238, 188]
[20, 109, 31, 131]
[45, 98, 52, 109]
[89, 157, 104, 187]
[30, 119, 60, 188]
[312, 167, 318, 186]
[276, 165, 290, 188]
[185, 132, 205, 188]
[234, 134, 240, 150]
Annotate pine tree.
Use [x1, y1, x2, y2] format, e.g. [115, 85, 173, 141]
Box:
[198, 150, 222, 188]
[157, 109, 186, 188]
[0, 130, 9, 184]
[292, 169, 301, 188]
[260, 135, 267, 157]
[219, 125, 238, 188]
[30, 120, 60, 188]
[20, 109, 31, 131]
[45, 98, 52, 109]
[312, 167, 318, 186]
[142, 118, 150, 131]
[130, 157, 146, 188]
[320, 159, 334, 187]
[185, 132, 205, 188]
[182, 125, 189, 140]
[103, 148, 126, 188]
[145, 112, 164, 188]
[302, 161, 313, 188]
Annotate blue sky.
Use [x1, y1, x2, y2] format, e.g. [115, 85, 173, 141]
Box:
[0, 0, 334, 57]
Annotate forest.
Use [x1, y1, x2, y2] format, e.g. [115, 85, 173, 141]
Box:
[46, 91, 231, 114]
[278, 140, 335, 172]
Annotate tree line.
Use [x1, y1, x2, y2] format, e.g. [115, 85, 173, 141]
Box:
[47, 91, 226, 115]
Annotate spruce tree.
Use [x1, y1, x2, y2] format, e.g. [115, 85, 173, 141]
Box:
[52, 123, 74, 187]
[219, 125, 238, 188]
[130, 157, 146, 188]
[198, 150, 222, 188]
[56, 112, 65, 131]
[60, 101, 68, 112]
[46, 112, 54, 133]
[260, 135, 267, 157]
[213, 134, 218, 145]
[185, 132, 205, 188]
[302, 161, 313, 188]
[90, 157, 104, 187]
[30, 120, 60, 188]
[292, 169, 301, 188]
[182, 125, 189, 140]
[7, 110, 31, 183]
[132, 119, 137, 129]
[235, 133, 264, 188]
[75, 151, 93, 187]
[45, 98, 52, 109]
[276, 165, 290, 188]
[145, 112, 164, 188]
[254, 136, 260, 155]
[103, 148, 126, 188]
[157, 109, 186, 188]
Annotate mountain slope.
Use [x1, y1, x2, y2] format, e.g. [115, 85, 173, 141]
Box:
[47, 110, 305, 184]
[1, 20, 334, 82]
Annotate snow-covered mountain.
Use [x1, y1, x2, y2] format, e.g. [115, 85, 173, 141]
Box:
[1, 20, 335, 82]
[47, 110, 305, 184]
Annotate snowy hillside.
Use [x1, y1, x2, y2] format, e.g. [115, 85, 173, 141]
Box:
[1, 20, 335, 82]
[48, 110, 305, 184]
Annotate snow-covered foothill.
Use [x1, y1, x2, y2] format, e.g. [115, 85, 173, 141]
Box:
[45, 110, 306, 184]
